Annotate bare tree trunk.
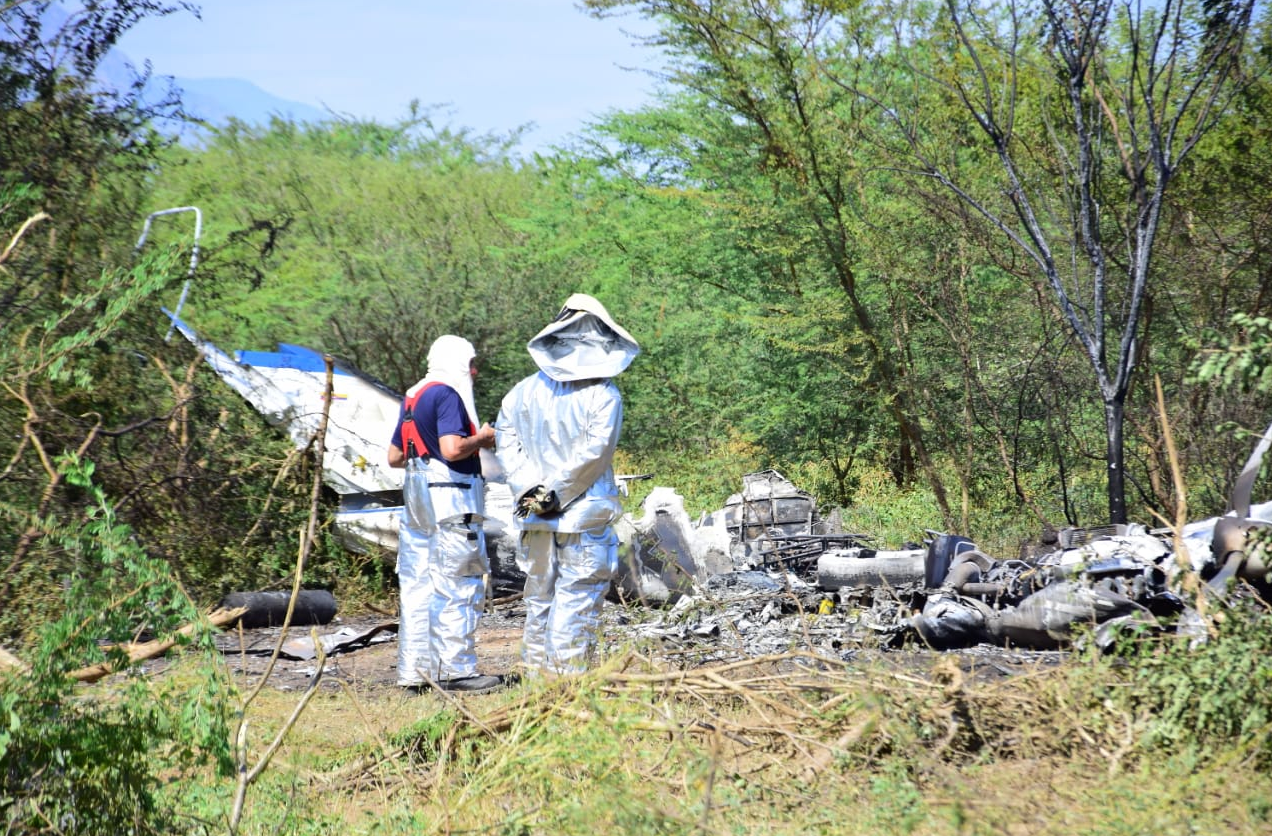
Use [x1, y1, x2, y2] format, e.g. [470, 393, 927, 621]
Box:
[1104, 397, 1127, 525]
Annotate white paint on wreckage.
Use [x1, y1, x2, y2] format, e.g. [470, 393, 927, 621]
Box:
[165, 312, 726, 604]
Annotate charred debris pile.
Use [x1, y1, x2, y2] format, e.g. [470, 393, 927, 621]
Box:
[604, 470, 1272, 663]
[171, 318, 1272, 662]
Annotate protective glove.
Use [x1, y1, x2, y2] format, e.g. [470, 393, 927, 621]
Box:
[515, 485, 560, 518]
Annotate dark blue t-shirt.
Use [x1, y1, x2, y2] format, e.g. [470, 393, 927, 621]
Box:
[390, 383, 481, 476]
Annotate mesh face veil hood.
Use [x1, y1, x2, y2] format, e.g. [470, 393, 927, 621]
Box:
[526, 293, 640, 382]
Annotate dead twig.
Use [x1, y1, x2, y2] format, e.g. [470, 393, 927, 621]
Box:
[0, 211, 49, 264]
[229, 631, 328, 834]
[228, 356, 337, 835]
[0, 371, 102, 604]
[68, 606, 248, 683]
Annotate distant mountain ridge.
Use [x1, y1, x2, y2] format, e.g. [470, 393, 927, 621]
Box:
[34, 1, 324, 132]
[164, 76, 328, 127]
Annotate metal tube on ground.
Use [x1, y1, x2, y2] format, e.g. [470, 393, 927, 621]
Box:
[217, 590, 338, 629]
[816, 549, 926, 590]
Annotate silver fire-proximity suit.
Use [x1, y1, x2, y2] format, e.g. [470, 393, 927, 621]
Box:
[394, 337, 488, 687]
[495, 294, 640, 674]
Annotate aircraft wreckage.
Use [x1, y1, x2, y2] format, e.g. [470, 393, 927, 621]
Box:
[170, 312, 1272, 652]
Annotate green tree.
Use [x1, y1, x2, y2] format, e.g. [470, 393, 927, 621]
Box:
[0, 7, 250, 834]
[507, 139, 772, 504]
[585, 0, 959, 526]
[583, 0, 1270, 532]
[1152, 15, 1272, 511]
[857, 0, 1259, 523]
[144, 113, 560, 416]
[0, 0, 217, 633]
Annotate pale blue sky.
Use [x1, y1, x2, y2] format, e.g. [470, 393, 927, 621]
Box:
[117, 1, 662, 152]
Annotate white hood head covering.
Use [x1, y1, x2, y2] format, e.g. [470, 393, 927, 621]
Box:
[527, 293, 640, 382]
[407, 334, 480, 425]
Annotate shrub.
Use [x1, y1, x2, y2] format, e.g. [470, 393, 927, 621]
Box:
[0, 456, 232, 836]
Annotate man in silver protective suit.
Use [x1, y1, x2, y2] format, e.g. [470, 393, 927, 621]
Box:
[387, 335, 502, 694]
[495, 294, 640, 675]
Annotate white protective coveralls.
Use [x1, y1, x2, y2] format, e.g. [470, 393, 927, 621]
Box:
[396, 336, 488, 686]
[495, 294, 640, 674]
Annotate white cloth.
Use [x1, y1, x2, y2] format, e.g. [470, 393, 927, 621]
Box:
[497, 375, 624, 532]
[407, 334, 480, 427]
[526, 293, 640, 383]
[497, 293, 640, 532]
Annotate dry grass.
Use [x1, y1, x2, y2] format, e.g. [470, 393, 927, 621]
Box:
[190, 643, 1270, 835]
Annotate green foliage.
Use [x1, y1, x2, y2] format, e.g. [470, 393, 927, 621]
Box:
[0, 206, 326, 632]
[2, 0, 1265, 699]
[0, 1, 189, 279]
[0, 0, 1257, 831]
[190, 638, 1272, 835]
[1192, 312, 1272, 394]
[123, 0, 1271, 541]
[1114, 599, 1272, 762]
[617, 431, 765, 518]
[0, 206, 185, 637]
[827, 466, 940, 545]
[385, 708, 458, 758]
[144, 115, 555, 415]
[0, 0, 253, 639]
[580, 0, 1272, 531]
[864, 759, 928, 834]
[0, 456, 231, 836]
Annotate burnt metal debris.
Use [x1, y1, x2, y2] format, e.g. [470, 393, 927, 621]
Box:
[218, 589, 339, 629]
[755, 534, 874, 572]
[888, 420, 1272, 652]
[174, 314, 1272, 662]
[613, 458, 1272, 662]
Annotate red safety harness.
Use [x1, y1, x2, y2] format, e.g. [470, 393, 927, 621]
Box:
[400, 381, 476, 461]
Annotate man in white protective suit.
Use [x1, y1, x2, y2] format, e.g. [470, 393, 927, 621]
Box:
[387, 335, 502, 694]
[495, 293, 640, 676]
